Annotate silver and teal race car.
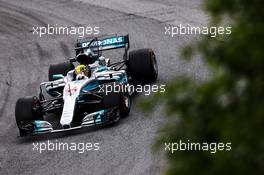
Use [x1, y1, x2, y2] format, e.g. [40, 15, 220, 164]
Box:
[15, 34, 158, 136]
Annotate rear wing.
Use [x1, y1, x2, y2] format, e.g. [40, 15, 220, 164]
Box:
[75, 34, 130, 52]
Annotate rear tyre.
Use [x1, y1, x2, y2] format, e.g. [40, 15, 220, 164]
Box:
[127, 48, 158, 84]
[49, 62, 74, 81]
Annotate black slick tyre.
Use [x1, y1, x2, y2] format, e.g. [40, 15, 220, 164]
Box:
[48, 62, 74, 81]
[127, 48, 158, 84]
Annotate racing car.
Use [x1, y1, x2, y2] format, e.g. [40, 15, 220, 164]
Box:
[15, 34, 158, 136]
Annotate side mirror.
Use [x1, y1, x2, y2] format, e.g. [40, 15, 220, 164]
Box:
[52, 74, 64, 80]
[69, 57, 77, 63]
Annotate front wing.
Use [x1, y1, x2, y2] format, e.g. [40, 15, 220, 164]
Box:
[18, 108, 118, 136]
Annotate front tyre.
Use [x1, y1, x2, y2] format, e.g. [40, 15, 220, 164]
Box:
[120, 93, 131, 117]
[15, 96, 43, 136]
[102, 91, 121, 124]
[127, 48, 158, 84]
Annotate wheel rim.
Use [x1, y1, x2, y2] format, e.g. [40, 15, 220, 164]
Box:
[152, 52, 158, 77]
[124, 95, 131, 109]
[125, 96, 129, 108]
[113, 115, 120, 123]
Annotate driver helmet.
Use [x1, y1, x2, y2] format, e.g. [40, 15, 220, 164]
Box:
[75, 65, 91, 79]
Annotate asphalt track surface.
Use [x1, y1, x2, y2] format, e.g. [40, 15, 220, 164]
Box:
[0, 0, 208, 174]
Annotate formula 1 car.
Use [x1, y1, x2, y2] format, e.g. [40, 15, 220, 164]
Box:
[15, 34, 158, 136]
